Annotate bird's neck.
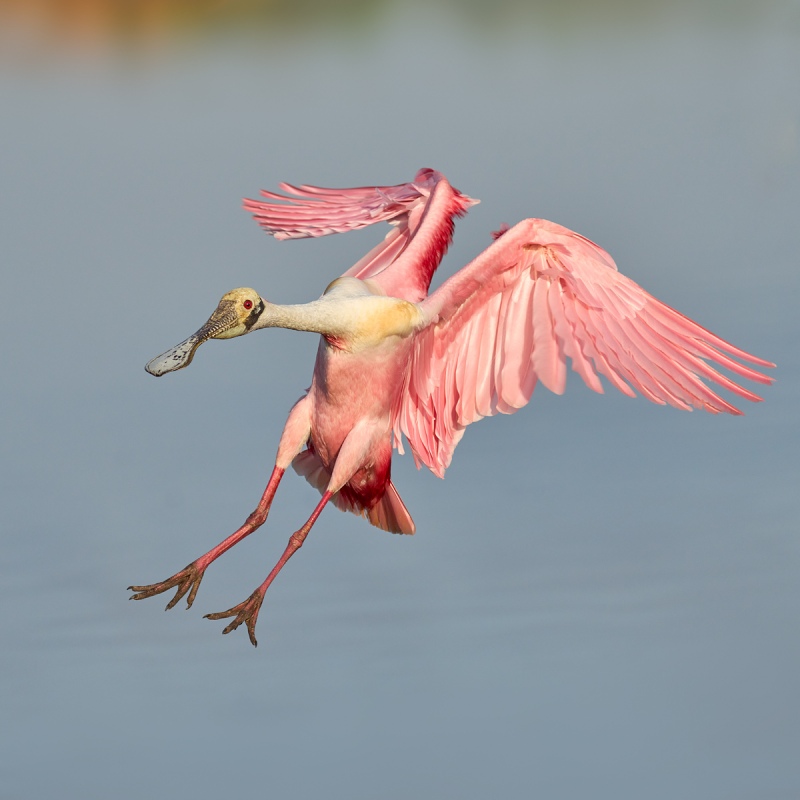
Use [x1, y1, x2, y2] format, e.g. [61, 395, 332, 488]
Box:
[250, 294, 423, 351]
[253, 300, 344, 337]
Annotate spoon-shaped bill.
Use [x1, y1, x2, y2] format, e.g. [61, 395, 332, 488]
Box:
[145, 333, 205, 376]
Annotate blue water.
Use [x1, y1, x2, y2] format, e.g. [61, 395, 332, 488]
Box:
[2, 3, 798, 798]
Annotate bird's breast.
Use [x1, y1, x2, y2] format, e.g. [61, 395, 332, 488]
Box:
[307, 334, 414, 467]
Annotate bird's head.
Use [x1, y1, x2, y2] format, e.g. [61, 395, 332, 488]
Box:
[145, 287, 265, 376]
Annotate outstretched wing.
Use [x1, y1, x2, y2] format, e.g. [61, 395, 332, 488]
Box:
[396, 219, 774, 477]
[243, 168, 477, 302]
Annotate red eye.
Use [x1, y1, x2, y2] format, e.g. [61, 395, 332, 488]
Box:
[243, 299, 253, 310]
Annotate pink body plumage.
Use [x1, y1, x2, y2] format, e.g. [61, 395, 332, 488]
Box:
[131, 169, 773, 645]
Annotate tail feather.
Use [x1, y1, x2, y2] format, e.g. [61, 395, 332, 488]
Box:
[291, 449, 415, 535]
[367, 482, 415, 535]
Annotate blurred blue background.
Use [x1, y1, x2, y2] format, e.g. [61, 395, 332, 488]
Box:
[1, 1, 798, 798]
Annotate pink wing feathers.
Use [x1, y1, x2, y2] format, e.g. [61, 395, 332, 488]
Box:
[243, 168, 477, 302]
[397, 219, 774, 477]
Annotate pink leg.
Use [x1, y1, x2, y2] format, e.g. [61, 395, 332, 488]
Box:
[128, 466, 286, 610]
[203, 419, 387, 646]
[205, 490, 334, 646]
[129, 395, 312, 612]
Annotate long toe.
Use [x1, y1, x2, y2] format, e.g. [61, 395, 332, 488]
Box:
[204, 590, 264, 647]
[128, 562, 205, 610]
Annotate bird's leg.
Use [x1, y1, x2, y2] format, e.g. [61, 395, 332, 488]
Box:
[128, 466, 286, 610]
[205, 490, 334, 646]
[205, 420, 380, 646]
[129, 396, 312, 611]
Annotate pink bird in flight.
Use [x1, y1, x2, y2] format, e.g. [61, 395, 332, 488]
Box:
[130, 168, 774, 645]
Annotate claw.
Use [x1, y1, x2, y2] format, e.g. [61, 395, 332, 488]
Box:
[128, 562, 205, 611]
[204, 589, 265, 647]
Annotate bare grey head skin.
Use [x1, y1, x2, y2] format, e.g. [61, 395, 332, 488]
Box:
[145, 288, 264, 376]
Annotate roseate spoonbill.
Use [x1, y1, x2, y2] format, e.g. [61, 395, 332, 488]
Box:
[129, 168, 773, 646]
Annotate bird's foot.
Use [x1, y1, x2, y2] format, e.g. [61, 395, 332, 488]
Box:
[204, 589, 265, 647]
[128, 562, 206, 611]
